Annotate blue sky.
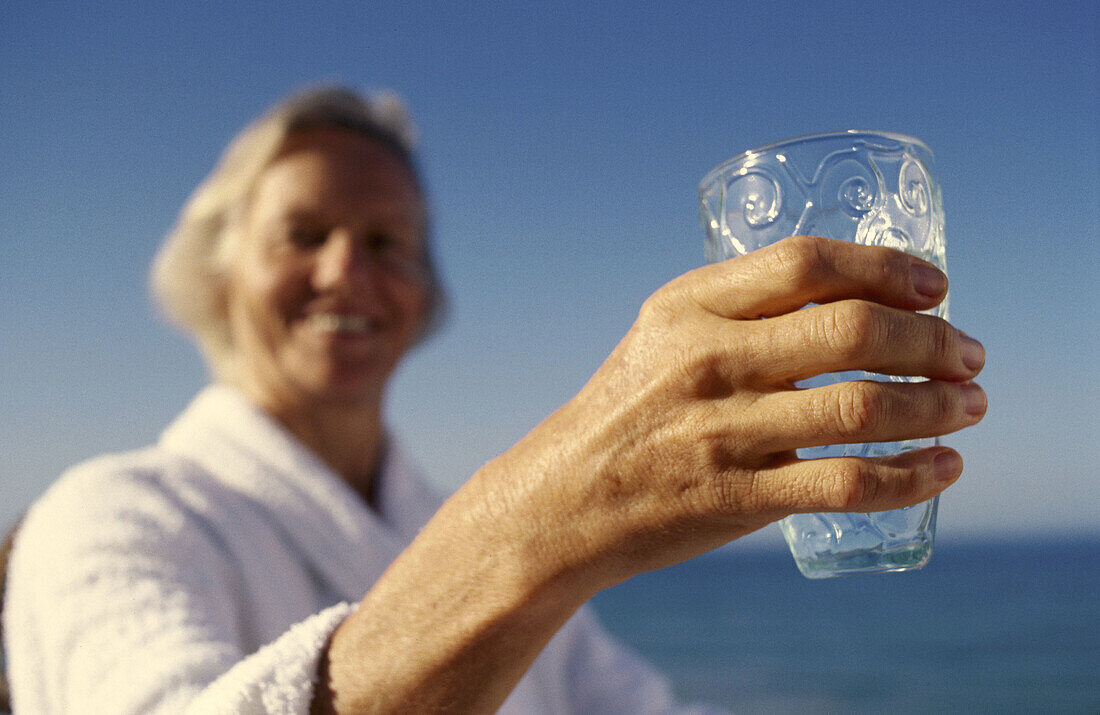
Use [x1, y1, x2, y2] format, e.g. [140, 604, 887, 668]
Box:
[2, 1, 1097, 544]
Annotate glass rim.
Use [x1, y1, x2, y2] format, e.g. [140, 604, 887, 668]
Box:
[699, 130, 933, 191]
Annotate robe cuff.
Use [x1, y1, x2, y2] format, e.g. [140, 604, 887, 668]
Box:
[186, 602, 357, 714]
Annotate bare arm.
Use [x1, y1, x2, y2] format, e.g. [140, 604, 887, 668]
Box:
[312, 236, 987, 713]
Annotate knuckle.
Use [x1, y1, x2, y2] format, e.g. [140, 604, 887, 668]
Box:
[642, 269, 705, 317]
[816, 301, 881, 361]
[710, 465, 770, 516]
[823, 459, 877, 511]
[934, 381, 961, 422]
[638, 286, 677, 323]
[708, 467, 745, 513]
[685, 431, 744, 513]
[930, 317, 955, 365]
[881, 248, 913, 292]
[767, 236, 828, 286]
[830, 382, 886, 437]
[679, 344, 730, 397]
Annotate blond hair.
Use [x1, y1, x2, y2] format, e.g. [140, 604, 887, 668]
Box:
[149, 86, 444, 383]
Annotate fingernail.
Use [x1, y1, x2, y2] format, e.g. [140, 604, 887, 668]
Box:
[934, 450, 963, 481]
[910, 261, 947, 297]
[960, 382, 987, 416]
[958, 331, 985, 371]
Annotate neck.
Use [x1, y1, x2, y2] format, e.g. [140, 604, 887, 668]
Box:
[239, 383, 387, 506]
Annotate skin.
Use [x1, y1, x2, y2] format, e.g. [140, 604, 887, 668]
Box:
[223, 129, 987, 713]
[224, 128, 430, 501]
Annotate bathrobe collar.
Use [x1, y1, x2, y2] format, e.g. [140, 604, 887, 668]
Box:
[158, 384, 443, 601]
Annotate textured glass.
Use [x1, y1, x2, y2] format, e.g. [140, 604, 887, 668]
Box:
[698, 131, 946, 578]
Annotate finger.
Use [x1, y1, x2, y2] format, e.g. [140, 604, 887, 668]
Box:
[744, 380, 987, 454]
[740, 300, 985, 383]
[746, 447, 963, 516]
[689, 235, 947, 320]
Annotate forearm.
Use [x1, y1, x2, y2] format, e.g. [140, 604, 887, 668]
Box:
[312, 458, 595, 714]
[313, 238, 987, 712]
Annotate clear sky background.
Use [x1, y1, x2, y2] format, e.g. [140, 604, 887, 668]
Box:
[2, 1, 1097, 546]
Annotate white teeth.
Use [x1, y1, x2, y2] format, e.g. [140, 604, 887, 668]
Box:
[307, 313, 373, 334]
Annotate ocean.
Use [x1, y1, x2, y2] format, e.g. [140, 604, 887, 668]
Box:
[2, 536, 1094, 713]
[590, 535, 1100, 713]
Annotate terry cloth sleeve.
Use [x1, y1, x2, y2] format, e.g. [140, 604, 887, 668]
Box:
[183, 603, 355, 714]
[3, 456, 352, 715]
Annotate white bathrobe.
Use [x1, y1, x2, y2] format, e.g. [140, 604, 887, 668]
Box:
[4, 386, 722, 714]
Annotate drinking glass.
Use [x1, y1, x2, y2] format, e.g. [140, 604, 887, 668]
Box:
[698, 131, 946, 578]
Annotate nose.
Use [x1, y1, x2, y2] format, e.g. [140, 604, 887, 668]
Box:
[312, 231, 376, 294]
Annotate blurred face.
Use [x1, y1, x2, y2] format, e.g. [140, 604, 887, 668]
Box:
[225, 128, 429, 411]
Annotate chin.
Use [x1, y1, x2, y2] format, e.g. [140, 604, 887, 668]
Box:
[305, 367, 391, 406]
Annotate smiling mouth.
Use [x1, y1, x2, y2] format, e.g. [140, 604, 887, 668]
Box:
[306, 313, 379, 335]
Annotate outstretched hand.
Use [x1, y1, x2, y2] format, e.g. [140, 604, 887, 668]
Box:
[318, 236, 987, 713]
[486, 235, 986, 591]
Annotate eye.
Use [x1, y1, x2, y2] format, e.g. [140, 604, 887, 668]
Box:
[286, 224, 327, 248]
[365, 231, 427, 280]
[366, 232, 397, 251]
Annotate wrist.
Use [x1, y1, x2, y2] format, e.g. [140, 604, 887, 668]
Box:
[318, 469, 591, 713]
